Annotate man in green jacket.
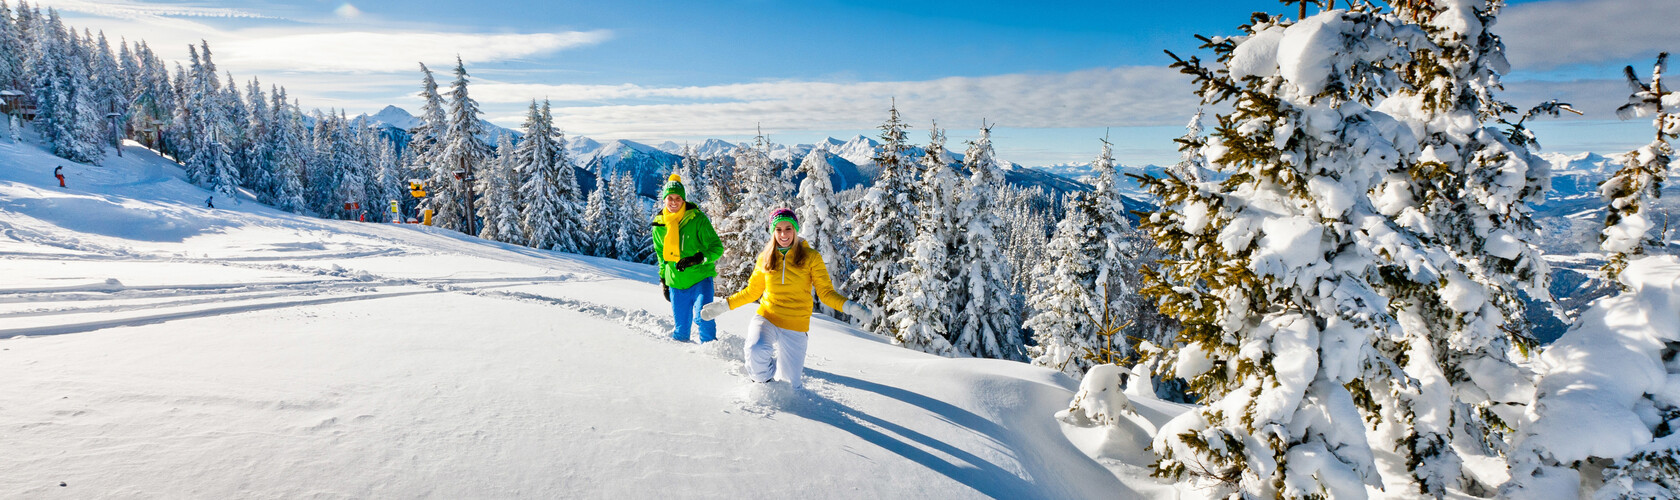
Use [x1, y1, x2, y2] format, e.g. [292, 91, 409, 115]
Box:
[651, 174, 725, 343]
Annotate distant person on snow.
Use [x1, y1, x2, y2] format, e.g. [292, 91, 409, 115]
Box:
[700, 208, 873, 388]
[206, 196, 214, 209]
[650, 174, 724, 343]
[54, 166, 64, 187]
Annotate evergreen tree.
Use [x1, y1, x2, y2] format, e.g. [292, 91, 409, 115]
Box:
[1142, 6, 1439, 497]
[885, 123, 959, 354]
[1025, 192, 1103, 376]
[718, 130, 788, 291]
[612, 172, 650, 263]
[675, 143, 707, 205]
[849, 101, 918, 330]
[952, 124, 1023, 360]
[269, 88, 307, 214]
[518, 100, 582, 251]
[795, 148, 850, 317]
[582, 174, 612, 257]
[1362, 1, 1565, 493]
[1599, 53, 1677, 276]
[478, 134, 521, 242]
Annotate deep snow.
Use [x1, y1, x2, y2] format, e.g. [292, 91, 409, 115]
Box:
[0, 136, 1191, 498]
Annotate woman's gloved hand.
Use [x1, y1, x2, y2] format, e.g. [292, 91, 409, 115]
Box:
[699, 300, 731, 321]
[842, 301, 873, 324]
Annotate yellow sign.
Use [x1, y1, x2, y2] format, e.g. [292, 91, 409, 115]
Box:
[390, 200, 399, 213]
[409, 181, 427, 198]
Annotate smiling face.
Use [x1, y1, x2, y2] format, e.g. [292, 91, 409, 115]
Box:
[664, 194, 684, 213]
[773, 221, 797, 247]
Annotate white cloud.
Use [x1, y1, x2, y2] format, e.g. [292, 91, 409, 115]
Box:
[1501, 0, 1680, 70]
[34, 0, 274, 21]
[472, 67, 1199, 138]
[217, 29, 612, 74]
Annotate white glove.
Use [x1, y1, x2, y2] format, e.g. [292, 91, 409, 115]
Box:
[842, 301, 873, 324]
[699, 300, 731, 321]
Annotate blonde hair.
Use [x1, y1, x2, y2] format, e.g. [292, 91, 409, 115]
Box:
[759, 236, 807, 272]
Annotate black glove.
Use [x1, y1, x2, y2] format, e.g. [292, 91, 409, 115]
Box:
[662, 282, 671, 302]
[674, 253, 705, 271]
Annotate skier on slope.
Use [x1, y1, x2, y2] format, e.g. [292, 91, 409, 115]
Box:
[54, 166, 64, 187]
[206, 196, 214, 209]
[700, 208, 873, 388]
[651, 174, 725, 343]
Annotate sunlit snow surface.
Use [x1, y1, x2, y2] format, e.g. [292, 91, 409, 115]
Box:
[0, 137, 1189, 498]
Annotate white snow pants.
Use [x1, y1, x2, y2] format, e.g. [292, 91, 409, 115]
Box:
[744, 315, 809, 388]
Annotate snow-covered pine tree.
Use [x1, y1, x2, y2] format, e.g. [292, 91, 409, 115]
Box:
[795, 148, 851, 317]
[242, 78, 275, 203]
[1356, 1, 1566, 493]
[999, 185, 1054, 312]
[269, 87, 307, 214]
[30, 10, 101, 163]
[849, 101, 918, 330]
[1172, 109, 1208, 182]
[1599, 53, 1677, 276]
[477, 134, 521, 242]
[952, 124, 1023, 360]
[89, 31, 124, 156]
[612, 171, 650, 263]
[885, 123, 959, 354]
[581, 174, 612, 257]
[717, 130, 789, 291]
[675, 143, 707, 205]
[410, 64, 453, 229]
[370, 132, 403, 224]
[1142, 6, 1438, 497]
[0, 0, 24, 92]
[1025, 191, 1103, 376]
[518, 100, 581, 251]
[425, 58, 491, 234]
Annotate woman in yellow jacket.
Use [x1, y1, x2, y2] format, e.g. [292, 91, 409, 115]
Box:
[700, 208, 872, 388]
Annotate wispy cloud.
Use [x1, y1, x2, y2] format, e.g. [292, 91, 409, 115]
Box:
[34, 0, 276, 21]
[217, 29, 612, 73]
[1501, 0, 1680, 70]
[472, 67, 1199, 137]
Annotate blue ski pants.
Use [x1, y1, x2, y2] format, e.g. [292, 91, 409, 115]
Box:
[671, 277, 717, 343]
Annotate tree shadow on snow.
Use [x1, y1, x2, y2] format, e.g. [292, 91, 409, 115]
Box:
[790, 368, 1045, 499]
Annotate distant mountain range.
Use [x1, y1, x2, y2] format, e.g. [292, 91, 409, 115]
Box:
[355, 106, 1101, 200]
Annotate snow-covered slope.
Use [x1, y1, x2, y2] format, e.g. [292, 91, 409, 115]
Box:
[0, 136, 1188, 498]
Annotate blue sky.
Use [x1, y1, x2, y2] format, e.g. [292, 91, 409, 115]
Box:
[34, 0, 1680, 166]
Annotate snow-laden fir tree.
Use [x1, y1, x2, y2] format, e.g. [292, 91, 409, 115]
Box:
[611, 171, 651, 263]
[674, 143, 708, 205]
[370, 132, 404, 224]
[1598, 53, 1677, 277]
[795, 148, 851, 317]
[89, 31, 124, 156]
[242, 79, 275, 203]
[999, 185, 1054, 309]
[427, 57, 492, 233]
[717, 131, 789, 291]
[477, 134, 521, 243]
[30, 9, 101, 163]
[1140, 6, 1449, 497]
[1354, 0, 1565, 493]
[1026, 192, 1104, 377]
[885, 123, 959, 354]
[0, 0, 25, 92]
[581, 174, 612, 257]
[950, 124, 1022, 360]
[269, 88, 307, 214]
[849, 101, 918, 330]
[1172, 109, 1208, 182]
[1502, 53, 1680, 500]
[518, 100, 582, 252]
